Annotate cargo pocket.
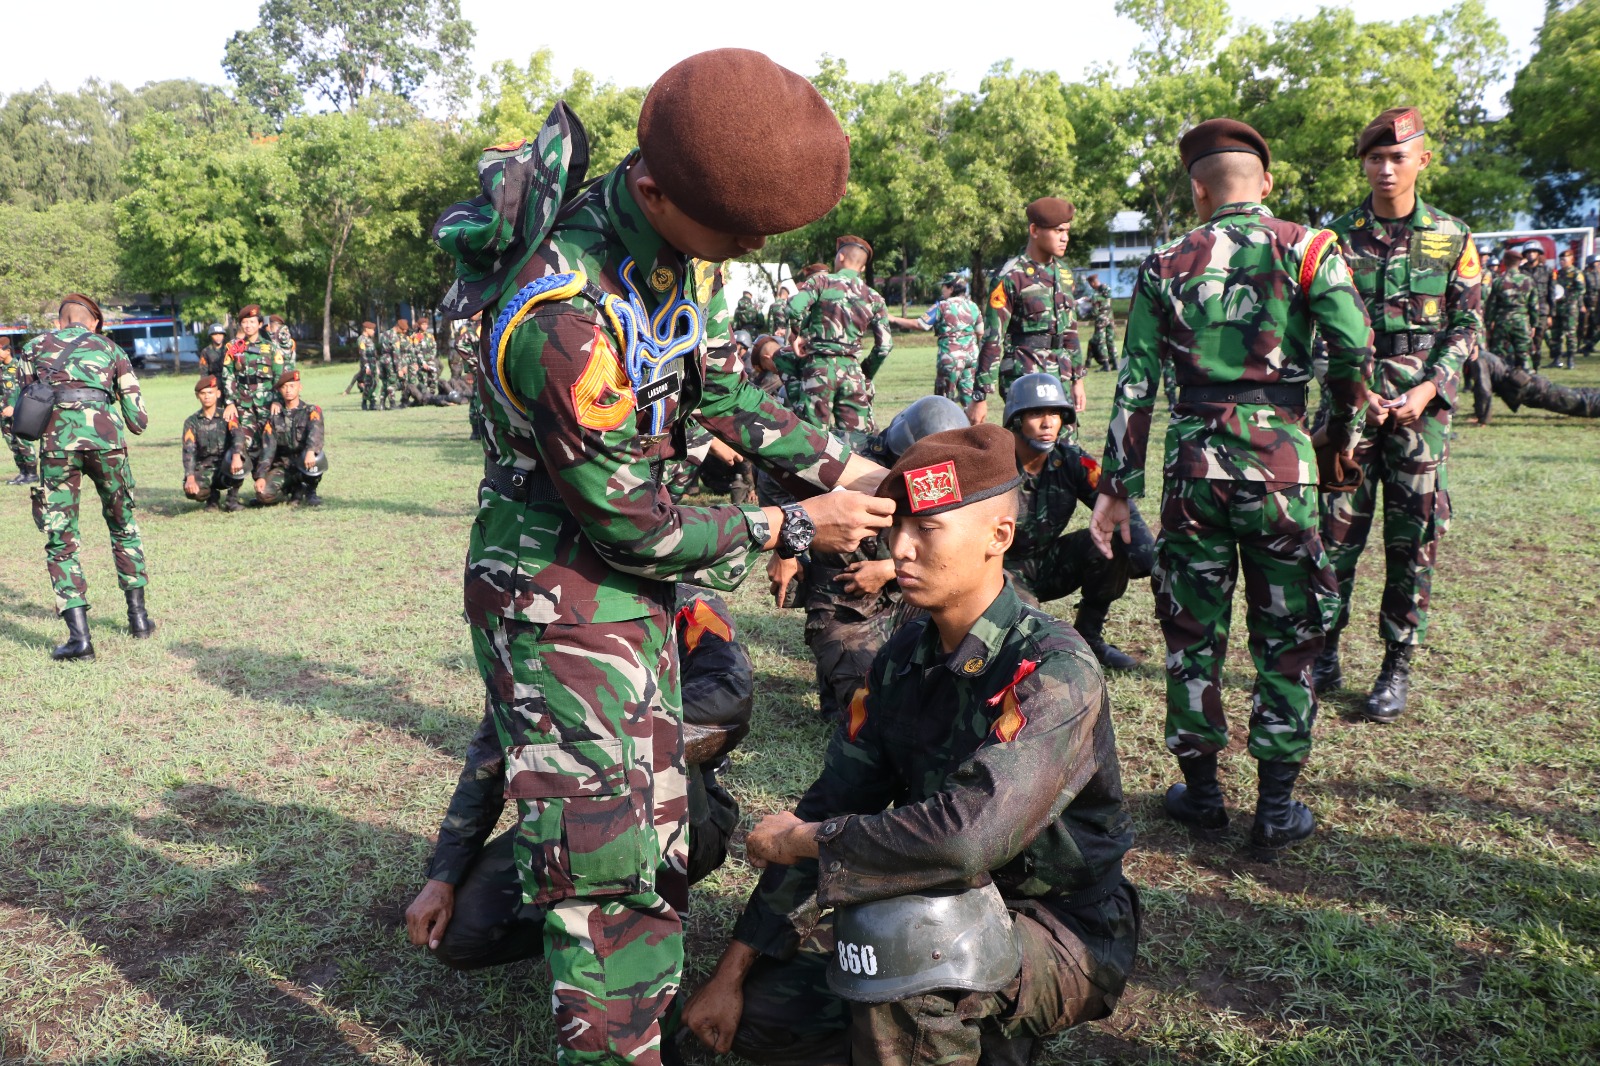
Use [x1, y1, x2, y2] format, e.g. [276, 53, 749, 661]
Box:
[504, 736, 652, 906]
[1297, 526, 1343, 636]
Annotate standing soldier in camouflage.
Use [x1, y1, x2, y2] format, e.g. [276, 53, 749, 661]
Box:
[352, 321, 380, 410]
[1090, 120, 1373, 858]
[267, 314, 297, 369]
[767, 282, 794, 337]
[412, 320, 440, 398]
[181, 375, 245, 511]
[733, 289, 767, 336]
[10, 295, 157, 660]
[784, 235, 894, 431]
[450, 312, 481, 379]
[1315, 108, 1482, 726]
[378, 318, 408, 410]
[889, 272, 984, 406]
[1, 338, 39, 485]
[1085, 273, 1117, 372]
[1584, 254, 1600, 354]
[971, 197, 1084, 426]
[1550, 248, 1587, 369]
[1485, 247, 1538, 371]
[686, 425, 1139, 1065]
[1521, 246, 1554, 371]
[253, 370, 325, 506]
[430, 50, 892, 1065]
[220, 304, 286, 463]
[197, 325, 230, 382]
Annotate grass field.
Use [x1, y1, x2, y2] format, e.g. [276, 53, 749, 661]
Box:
[1, 331, 1597, 1065]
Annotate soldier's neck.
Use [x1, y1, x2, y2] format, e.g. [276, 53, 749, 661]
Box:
[932, 570, 1006, 654]
[201, 404, 218, 417]
[1024, 242, 1056, 266]
[1369, 186, 1417, 221]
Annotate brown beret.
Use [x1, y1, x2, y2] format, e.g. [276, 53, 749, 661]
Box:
[362, 320, 376, 330]
[195, 375, 220, 393]
[637, 48, 848, 236]
[836, 234, 873, 259]
[1355, 108, 1424, 158]
[1025, 197, 1075, 228]
[799, 262, 829, 281]
[277, 369, 300, 387]
[238, 304, 262, 320]
[395, 318, 410, 329]
[0, 336, 12, 351]
[1180, 118, 1271, 172]
[268, 314, 285, 326]
[877, 424, 1022, 517]
[60, 293, 104, 329]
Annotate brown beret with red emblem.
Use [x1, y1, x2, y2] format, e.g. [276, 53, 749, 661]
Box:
[237, 304, 262, 320]
[637, 48, 849, 237]
[1025, 197, 1076, 228]
[877, 423, 1022, 517]
[195, 375, 220, 393]
[1356, 108, 1425, 158]
[1179, 118, 1271, 172]
[276, 369, 300, 388]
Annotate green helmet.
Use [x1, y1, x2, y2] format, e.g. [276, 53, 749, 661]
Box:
[827, 883, 1022, 1004]
[1003, 372, 1075, 427]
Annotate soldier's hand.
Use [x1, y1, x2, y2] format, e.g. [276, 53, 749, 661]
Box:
[405, 879, 456, 950]
[255, 477, 267, 497]
[1390, 381, 1438, 426]
[222, 403, 238, 424]
[707, 438, 740, 465]
[966, 399, 988, 425]
[768, 553, 802, 607]
[1072, 379, 1088, 414]
[837, 559, 895, 598]
[231, 455, 244, 477]
[684, 942, 757, 1054]
[802, 491, 895, 553]
[184, 475, 198, 497]
[1365, 391, 1391, 427]
[745, 811, 819, 869]
[1090, 494, 1132, 561]
[1, 406, 10, 418]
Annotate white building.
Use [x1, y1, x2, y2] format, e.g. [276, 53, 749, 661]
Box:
[1086, 210, 1156, 299]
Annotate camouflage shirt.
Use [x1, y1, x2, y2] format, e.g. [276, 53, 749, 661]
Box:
[451, 319, 480, 361]
[785, 268, 894, 375]
[221, 337, 284, 410]
[1522, 262, 1553, 316]
[468, 157, 847, 628]
[1089, 283, 1114, 329]
[767, 298, 791, 335]
[1329, 196, 1481, 406]
[733, 580, 1132, 958]
[197, 343, 230, 381]
[379, 327, 409, 367]
[425, 587, 751, 884]
[0, 356, 19, 410]
[411, 330, 437, 369]
[269, 323, 297, 368]
[733, 292, 767, 336]
[978, 252, 1079, 396]
[181, 408, 241, 475]
[254, 400, 324, 478]
[1554, 264, 1587, 309]
[1008, 439, 1103, 562]
[356, 334, 378, 368]
[1100, 202, 1373, 498]
[1486, 268, 1538, 331]
[920, 295, 984, 360]
[13, 326, 147, 453]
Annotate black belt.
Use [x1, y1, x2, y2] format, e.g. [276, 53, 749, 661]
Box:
[1179, 382, 1308, 407]
[483, 461, 564, 503]
[1374, 332, 1436, 356]
[1012, 333, 1064, 351]
[236, 374, 266, 386]
[55, 387, 113, 404]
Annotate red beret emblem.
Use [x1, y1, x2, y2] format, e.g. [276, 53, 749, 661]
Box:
[905, 460, 963, 514]
[1393, 109, 1419, 141]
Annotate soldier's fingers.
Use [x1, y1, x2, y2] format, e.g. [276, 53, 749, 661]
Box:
[860, 495, 897, 517]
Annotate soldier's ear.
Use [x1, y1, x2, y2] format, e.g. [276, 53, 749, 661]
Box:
[1260, 171, 1275, 200]
[1417, 149, 1432, 171]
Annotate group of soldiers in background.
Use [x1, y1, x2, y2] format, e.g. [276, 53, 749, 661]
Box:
[1483, 243, 1595, 373]
[349, 314, 480, 419]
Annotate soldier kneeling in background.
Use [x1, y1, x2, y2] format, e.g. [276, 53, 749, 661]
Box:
[253, 370, 325, 506]
[181, 375, 245, 511]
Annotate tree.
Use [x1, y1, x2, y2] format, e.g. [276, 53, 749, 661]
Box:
[478, 50, 647, 173]
[1509, 0, 1600, 193]
[224, 0, 474, 124]
[0, 202, 120, 322]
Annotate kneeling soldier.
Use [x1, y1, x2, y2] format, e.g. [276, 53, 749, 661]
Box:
[181, 375, 245, 511]
[686, 424, 1139, 1065]
[253, 370, 325, 506]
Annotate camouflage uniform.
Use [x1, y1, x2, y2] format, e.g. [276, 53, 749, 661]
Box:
[1584, 260, 1600, 353]
[453, 318, 485, 437]
[767, 295, 791, 336]
[12, 326, 150, 613]
[728, 582, 1138, 1065]
[1100, 201, 1372, 763]
[434, 135, 848, 1065]
[785, 269, 893, 431]
[196, 341, 229, 382]
[1476, 348, 1600, 418]
[220, 336, 284, 459]
[1485, 266, 1537, 369]
[733, 291, 767, 336]
[181, 407, 244, 506]
[424, 587, 754, 972]
[1086, 281, 1117, 371]
[977, 253, 1080, 403]
[268, 322, 297, 370]
[378, 326, 407, 409]
[355, 334, 380, 410]
[412, 328, 440, 397]
[253, 399, 325, 505]
[0, 352, 36, 478]
[1321, 196, 1481, 650]
[920, 295, 983, 405]
[1522, 259, 1554, 370]
[1551, 262, 1587, 367]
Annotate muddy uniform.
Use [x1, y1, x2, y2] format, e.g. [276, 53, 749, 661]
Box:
[181, 408, 244, 506]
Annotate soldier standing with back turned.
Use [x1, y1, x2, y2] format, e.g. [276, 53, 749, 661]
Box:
[888, 273, 984, 406]
[1090, 120, 1373, 859]
[784, 235, 894, 432]
[1314, 108, 1482, 726]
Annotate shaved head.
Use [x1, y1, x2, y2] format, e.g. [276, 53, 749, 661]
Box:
[836, 244, 868, 271]
[1190, 151, 1273, 222]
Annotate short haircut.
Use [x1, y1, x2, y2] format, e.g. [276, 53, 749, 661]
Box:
[1190, 150, 1265, 195]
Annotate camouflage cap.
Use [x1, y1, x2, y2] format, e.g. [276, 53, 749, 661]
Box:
[1356, 108, 1424, 157]
[940, 271, 964, 286]
[1025, 197, 1075, 227]
[195, 375, 220, 393]
[1180, 119, 1270, 172]
[639, 49, 849, 237]
[59, 293, 104, 329]
[877, 424, 1022, 517]
[276, 369, 300, 388]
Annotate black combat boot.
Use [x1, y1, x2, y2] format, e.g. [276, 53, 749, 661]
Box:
[1250, 760, 1315, 860]
[223, 484, 243, 512]
[1163, 754, 1229, 838]
[1312, 633, 1343, 693]
[298, 477, 323, 507]
[7, 464, 36, 486]
[125, 588, 156, 639]
[1363, 641, 1413, 723]
[1074, 603, 1139, 672]
[51, 606, 95, 661]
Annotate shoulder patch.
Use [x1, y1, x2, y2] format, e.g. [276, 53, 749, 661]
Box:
[1300, 229, 1339, 293]
[571, 326, 636, 431]
[1079, 453, 1101, 489]
[1458, 241, 1482, 280]
[309, 407, 321, 420]
[990, 283, 1008, 309]
[676, 596, 733, 654]
[991, 690, 1028, 743]
[846, 686, 870, 742]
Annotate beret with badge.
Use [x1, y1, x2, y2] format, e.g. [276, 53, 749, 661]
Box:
[277, 369, 300, 388]
[195, 375, 220, 394]
[1356, 108, 1424, 158]
[878, 423, 1022, 517]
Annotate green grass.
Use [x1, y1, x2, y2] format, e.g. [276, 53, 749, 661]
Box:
[2, 336, 1598, 1065]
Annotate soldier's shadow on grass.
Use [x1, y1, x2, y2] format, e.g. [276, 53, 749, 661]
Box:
[0, 788, 554, 1065]
[168, 640, 479, 757]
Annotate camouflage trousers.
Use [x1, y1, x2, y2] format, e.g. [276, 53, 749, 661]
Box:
[38, 449, 148, 613]
[730, 891, 1137, 1066]
[1006, 517, 1156, 612]
[996, 343, 1076, 402]
[256, 462, 322, 506]
[933, 351, 979, 406]
[1154, 479, 1339, 763]
[1488, 317, 1532, 368]
[359, 362, 379, 409]
[2, 414, 35, 473]
[379, 360, 402, 407]
[472, 612, 688, 1065]
[182, 455, 244, 504]
[1320, 408, 1451, 647]
[805, 600, 924, 723]
[1553, 305, 1583, 362]
[1088, 325, 1117, 370]
[235, 402, 273, 462]
[795, 355, 875, 432]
